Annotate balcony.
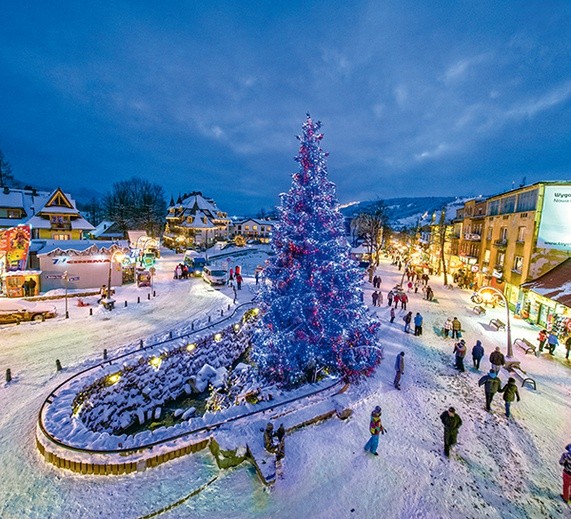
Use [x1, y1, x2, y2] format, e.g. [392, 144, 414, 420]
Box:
[493, 239, 508, 250]
[463, 233, 481, 241]
[50, 223, 72, 231]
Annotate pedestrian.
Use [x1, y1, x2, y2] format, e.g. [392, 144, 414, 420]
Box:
[547, 332, 559, 355]
[451, 317, 462, 339]
[229, 268, 234, 281]
[21, 279, 29, 297]
[390, 307, 396, 323]
[537, 329, 548, 353]
[387, 290, 394, 307]
[394, 292, 401, 309]
[407, 281, 413, 292]
[255, 270, 260, 285]
[414, 312, 423, 336]
[403, 311, 412, 333]
[236, 273, 243, 290]
[394, 352, 405, 389]
[443, 318, 453, 338]
[454, 340, 467, 372]
[401, 293, 408, 310]
[28, 278, 37, 296]
[364, 406, 386, 456]
[174, 264, 181, 279]
[264, 423, 276, 453]
[275, 423, 286, 443]
[489, 347, 505, 373]
[377, 291, 383, 306]
[559, 443, 571, 503]
[565, 336, 571, 360]
[414, 280, 420, 293]
[499, 377, 520, 418]
[478, 370, 502, 411]
[97, 285, 107, 304]
[372, 291, 379, 307]
[398, 261, 402, 271]
[426, 286, 434, 301]
[472, 340, 485, 370]
[440, 407, 462, 457]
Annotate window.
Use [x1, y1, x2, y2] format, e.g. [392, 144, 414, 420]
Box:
[500, 227, 508, 241]
[484, 249, 491, 263]
[244, 225, 249, 230]
[513, 256, 523, 273]
[253, 225, 258, 230]
[7, 209, 21, 218]
[487, 200, 500, 216]
[517, 227, 525, 242]
[496, 252, 505, 266]
[499, 195, 516, 214]
[52, 234, 70, 240]
[516, 189, 538, 212]
[487, 227, 493, 240]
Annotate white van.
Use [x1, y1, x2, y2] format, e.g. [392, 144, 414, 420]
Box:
[202, 266, 228, 286]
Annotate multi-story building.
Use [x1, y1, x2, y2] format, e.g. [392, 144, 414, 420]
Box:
[230, 218, 276, 243]
[163, 192, 231, 250]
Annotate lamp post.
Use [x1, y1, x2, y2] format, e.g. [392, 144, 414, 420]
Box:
[477, 286, 513, 358]
[106, 249, 125, 305]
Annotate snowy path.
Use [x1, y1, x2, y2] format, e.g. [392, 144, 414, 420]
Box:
[1, 253, 570, 518]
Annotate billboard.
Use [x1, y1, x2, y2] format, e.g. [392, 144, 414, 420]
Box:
[0, 225, 31, 271]
[537, 186, 571, 251]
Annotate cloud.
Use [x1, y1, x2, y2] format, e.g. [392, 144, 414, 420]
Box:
[506, 81, 571, 119]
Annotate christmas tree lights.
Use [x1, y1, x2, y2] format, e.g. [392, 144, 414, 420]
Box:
[252, 114, 382, 388]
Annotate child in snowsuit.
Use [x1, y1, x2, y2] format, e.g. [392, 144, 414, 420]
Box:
[499, 377, 520, 418]
[364, 406, 386, 456]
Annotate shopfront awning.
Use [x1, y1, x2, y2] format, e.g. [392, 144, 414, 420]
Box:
[521, 258, 571, 308]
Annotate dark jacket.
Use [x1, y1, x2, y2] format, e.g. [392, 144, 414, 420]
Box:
[560, 448, 571, 476]
[500, 381, 521, 402]
[472, 341, 484, 360]
[440, 411, 462, 441]
[489, 350, 505, 366]
[404, 312, 412, 324]
[453, 342, 467, 359]
[478, 373, 501, 395]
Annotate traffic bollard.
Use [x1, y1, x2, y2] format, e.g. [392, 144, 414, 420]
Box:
[103, 349, 108, 360]
[56, 359, 62, 372]
[137, 297, 141, 304]
[6, 368, 11, 383]
[124, 301, 128, 307]
[148, 293, 151, 300]
[140, 339, 144, 349]
[90, 308, 93, 316]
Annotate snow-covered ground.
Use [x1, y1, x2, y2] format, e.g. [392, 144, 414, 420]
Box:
[1, 251, 570, 519]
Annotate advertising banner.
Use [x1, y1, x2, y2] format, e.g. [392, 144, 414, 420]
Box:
[0, 225, 31, 271]
[537, 186, 571, 251]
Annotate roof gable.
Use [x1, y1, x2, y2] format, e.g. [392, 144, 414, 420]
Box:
[44, 187, 74, 210]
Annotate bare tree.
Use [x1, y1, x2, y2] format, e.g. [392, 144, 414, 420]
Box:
[351, 202, 388, 266]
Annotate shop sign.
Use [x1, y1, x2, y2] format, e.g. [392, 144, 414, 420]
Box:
[0, 225, 31, 271]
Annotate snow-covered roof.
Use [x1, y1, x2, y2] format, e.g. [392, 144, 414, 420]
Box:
[522, 258, 571, 308]
[34, 240, 129, 255]
[26, 215, 95, 231]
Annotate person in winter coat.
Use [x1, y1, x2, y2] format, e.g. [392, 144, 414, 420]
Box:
[489, 347, 505, 373]
[547, 332, 559, 355]
[414, 280, 420, 293]
[394, 292, 401, 308]
[451, 318, 462, 339]
[478, 370, 502, 411]
[403, 311, 413, 333]
[394, 352, 405, 389]
[236, 273, 243, 290]
[372, 291, 379, 306]
[443, 318, 453, 338]
[565, 336, 571, 360]
[401, 293, 408, 310]
[559, 443, 571, 503]
[414, 312, 423, 336]
[387, 290, 394, 307]
[364, 406, 386, 456]
[390, 307, 396, 323]
[377, 291, 383, 306]
[472, 340, 485, 370]
[440, 407, 462, 457]
[453, 340, 467, 372]
[537, 329, 548, 353]
[499, 377, 520, 418]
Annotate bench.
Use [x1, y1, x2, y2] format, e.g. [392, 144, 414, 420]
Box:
[503, 363, 537, 390]
[514, 337, 536, 355]
[473, 305, 486, 315]
[489, 318, 506, 330]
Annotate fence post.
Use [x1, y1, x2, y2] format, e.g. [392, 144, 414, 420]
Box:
[140, 339, 144, 349]
[103, 349, 108, 360]
[220, 309, 224, 317]
[89, 308, 93, 316]
[148, 293, 151, 300]
[137, 297, 141, 304]
[56, 359, 62, 372]
[124, 301, 128, 307]
[153, 291, 156, 297]
[169, 331, 173, 339]
[6, 368, 11, 383]
[208, 315, 211, 323]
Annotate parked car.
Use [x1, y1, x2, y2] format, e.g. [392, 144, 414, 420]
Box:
[0, 300, 57, 324]
[202, 266, 228, 286]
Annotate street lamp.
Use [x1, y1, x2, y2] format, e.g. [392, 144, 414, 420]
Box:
[106, 249, 125, 306]
[477, 286, 513, 358]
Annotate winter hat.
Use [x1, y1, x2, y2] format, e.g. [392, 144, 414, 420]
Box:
[265, 422, 273, 430]
[372, 406, 382, 416]
[508, 377, 516, 384]
[489, 371, 497, 378]
[460, 339, 466, 345]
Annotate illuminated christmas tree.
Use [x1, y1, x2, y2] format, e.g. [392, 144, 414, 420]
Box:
[252, 114, 382, 388]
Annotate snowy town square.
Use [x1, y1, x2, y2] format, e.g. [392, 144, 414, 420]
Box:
[1, 3, 571, 519]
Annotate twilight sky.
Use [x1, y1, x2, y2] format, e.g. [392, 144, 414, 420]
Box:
[0, 1, 570, 215]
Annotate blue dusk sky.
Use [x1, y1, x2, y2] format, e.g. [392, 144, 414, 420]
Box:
[0, 1, 570, 214]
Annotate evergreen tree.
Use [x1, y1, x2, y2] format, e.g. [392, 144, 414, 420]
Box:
[252, 115, 382, 388]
